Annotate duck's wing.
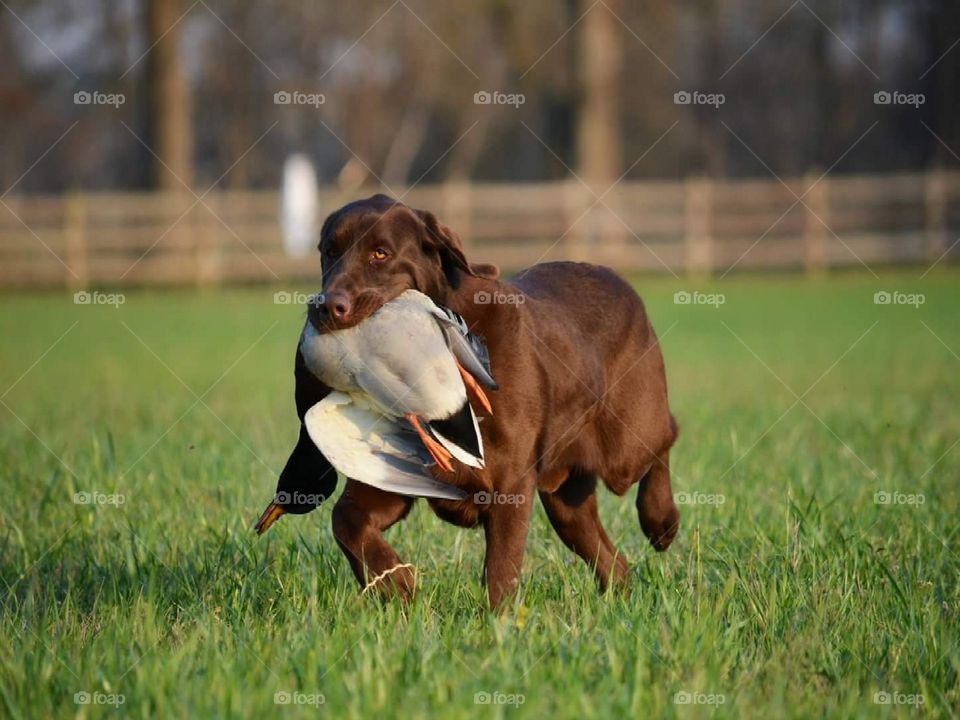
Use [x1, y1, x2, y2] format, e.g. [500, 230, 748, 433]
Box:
[304, 393, 468, 500]
[351, 356, 422, 417]
[428, 306, 498, 391]
[346, 295, 487, 470]
[353, 344, 485, 469]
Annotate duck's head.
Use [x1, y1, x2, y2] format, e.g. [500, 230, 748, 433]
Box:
[254, 425, 336, 535]
[308, 194, 498, 333]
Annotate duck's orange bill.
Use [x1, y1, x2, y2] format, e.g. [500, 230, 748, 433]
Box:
[254, 501, 286, 535]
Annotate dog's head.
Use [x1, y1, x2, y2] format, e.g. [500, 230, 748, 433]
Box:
[308, 194, 497, 331]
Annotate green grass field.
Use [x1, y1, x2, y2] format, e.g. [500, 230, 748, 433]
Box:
[1, 270, 958, 718]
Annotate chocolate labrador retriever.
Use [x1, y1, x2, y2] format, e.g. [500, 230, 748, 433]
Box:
[256, 194, 679, 608]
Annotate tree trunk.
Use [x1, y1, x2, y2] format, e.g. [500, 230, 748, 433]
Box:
[576, 0, 623, 186]
[382, 102, 430, 187]
[145, 0, 193, 190]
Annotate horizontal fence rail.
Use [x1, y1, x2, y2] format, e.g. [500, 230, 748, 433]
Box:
[1, 171, 958, 289]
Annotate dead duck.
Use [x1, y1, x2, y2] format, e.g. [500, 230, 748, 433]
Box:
[297, 289, 497, 499]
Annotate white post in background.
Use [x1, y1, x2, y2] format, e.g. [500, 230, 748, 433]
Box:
[281, 154, 319, 258]
[684, 176, 713, 276]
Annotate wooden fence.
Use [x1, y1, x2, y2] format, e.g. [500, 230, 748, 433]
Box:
[1, 171, 957, 289]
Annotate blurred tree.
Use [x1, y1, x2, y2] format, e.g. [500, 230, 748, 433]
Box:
[922, 1, 960, 165]
[145, 0, 194, 189]
[576, 0, 622, 185]
[0, 0, 956, 191]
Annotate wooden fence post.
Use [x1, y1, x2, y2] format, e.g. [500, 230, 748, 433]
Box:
[444, 181, 471, 253]
[194, 193, 222, 287]
[683, 175, 712, 275]
[64, 192, 88, 289]
[563, 179, 590, 262]
[803, 170, 828, 274]
[924, 168, 947, 264]
[600, 184, 629, 265]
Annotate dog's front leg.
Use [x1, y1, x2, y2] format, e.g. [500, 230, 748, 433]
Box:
[332, 480, 416, 601]
[481, 476, 535, 610]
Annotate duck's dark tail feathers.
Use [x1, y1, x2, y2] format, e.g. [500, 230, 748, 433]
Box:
[428, 401, 484, 468]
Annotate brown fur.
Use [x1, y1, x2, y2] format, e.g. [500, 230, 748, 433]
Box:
[278, 194, 680, 609]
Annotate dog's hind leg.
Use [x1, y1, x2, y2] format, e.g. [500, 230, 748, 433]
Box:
[636, 450, 679, 551]
[332, 480, 416, 601]
[539, 468, 629, 592]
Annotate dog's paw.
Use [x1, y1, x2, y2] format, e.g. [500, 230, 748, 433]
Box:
[639, 504, 680, 552]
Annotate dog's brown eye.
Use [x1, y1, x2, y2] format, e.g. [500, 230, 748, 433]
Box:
[371, 248, 389, 262]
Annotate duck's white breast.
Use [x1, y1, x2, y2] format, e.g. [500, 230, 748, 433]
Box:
[298, 291, 466, 419]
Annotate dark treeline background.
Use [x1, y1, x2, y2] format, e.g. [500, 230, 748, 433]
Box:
[0, 0, 957, 194]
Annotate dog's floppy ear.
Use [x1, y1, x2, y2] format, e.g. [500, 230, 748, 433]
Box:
[415, 209, 476, 287]
[318, 207, 341, 251]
